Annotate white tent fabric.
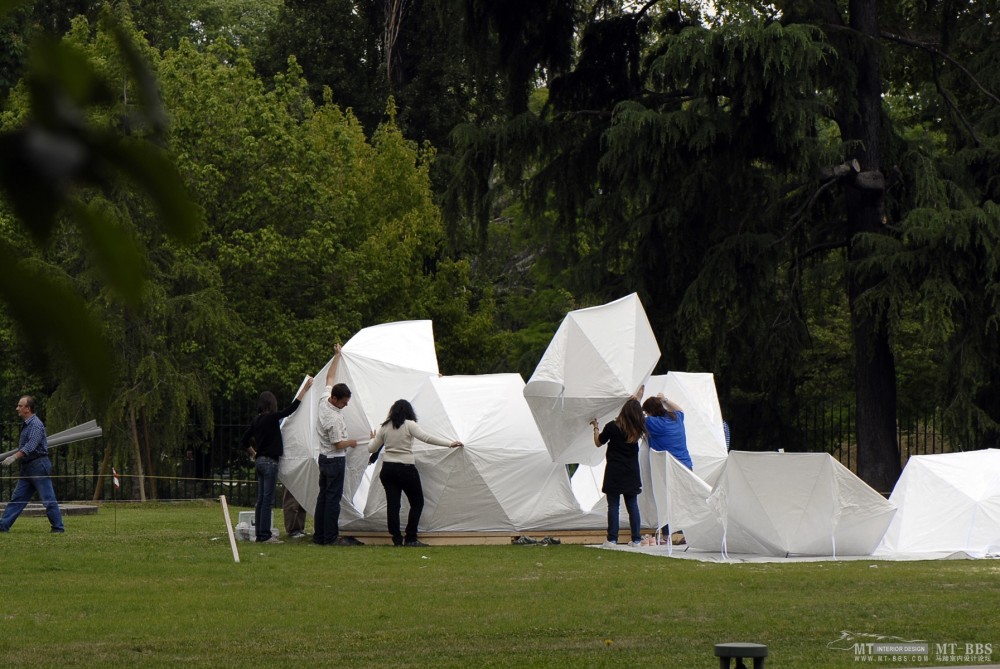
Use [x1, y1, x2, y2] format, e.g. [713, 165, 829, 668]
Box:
[699, 452, 896, 557]
[638, 445, 716, 535]
[643, 372, 728, 485]
[524, 293, 660, 467]
[362, 374, 598, 531]
[280, 321, 439, 521]
[876, 449, 1000, 556]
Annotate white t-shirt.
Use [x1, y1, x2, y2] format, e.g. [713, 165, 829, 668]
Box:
[317, 386, 348, 458]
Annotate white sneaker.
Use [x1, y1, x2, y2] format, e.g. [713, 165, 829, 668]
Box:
[602, 540, 618, 548]
[627, 540, 642, 547]
[262, 536, 284, 544]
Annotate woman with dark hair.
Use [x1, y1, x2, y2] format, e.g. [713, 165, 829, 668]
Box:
[591, 398, 647, 547]
[368, 399, 462, 547]
[642, 393, 692, 470]
[240, 377, 313, 544]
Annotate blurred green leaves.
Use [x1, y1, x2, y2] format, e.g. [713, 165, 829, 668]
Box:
[0, 8, 201, 404]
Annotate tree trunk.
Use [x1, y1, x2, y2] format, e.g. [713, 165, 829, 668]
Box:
[128, 405, 147, 502]
[141, 410, 157, 500]
[843, 0, 901, 493]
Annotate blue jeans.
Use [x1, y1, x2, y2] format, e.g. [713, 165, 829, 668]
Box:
[0, 457, 64, 532]
[313, 455, 345, 545]
[254, 456, 279, 541]
[606, 493, 640, 543]
[379, 462, 424, 545]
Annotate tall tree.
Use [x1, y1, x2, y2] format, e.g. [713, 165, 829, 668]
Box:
[448, 0, 1000, 490]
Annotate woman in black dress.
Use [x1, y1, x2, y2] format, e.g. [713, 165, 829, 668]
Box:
[591, 398, 647, 547]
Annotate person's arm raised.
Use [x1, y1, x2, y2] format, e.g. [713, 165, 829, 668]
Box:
[325, 343, 342, 387]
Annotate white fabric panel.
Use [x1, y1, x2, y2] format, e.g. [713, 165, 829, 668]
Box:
[524, 294, 660, 466]
[707, 452, 895, 557]
[279, 321, 439, 522]
[876, 449, 1000, 556]
[638, 445, 717, 533]
[363, 374, 597, 532]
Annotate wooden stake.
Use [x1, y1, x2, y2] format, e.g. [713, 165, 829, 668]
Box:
[219, 495, 240, 563]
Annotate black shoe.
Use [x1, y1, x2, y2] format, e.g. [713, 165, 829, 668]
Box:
[331, 536, 363, 546]
[342, 536, 364, 546]
[403, 540, 429, 547]
[51, 529, 65, 534]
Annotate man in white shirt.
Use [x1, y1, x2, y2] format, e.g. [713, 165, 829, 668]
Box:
[313, 345, 364, 546]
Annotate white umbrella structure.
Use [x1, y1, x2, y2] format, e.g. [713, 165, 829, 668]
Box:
[280, 320, 439, 523]
[523, 293, 660, 467]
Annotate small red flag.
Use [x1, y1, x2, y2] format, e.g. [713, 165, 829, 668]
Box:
[112, 467, 120, 490]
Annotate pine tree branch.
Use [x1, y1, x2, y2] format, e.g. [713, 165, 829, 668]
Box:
[930, 59, 983, 146]
[556, 109, 613, 120]
[801, 239, 848, 258]
[879, 31, 1000, 107]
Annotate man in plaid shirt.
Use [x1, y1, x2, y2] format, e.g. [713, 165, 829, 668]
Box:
[0, 396, 65, 533]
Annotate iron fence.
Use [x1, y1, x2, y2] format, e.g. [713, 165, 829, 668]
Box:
[795, 402, 971, 474]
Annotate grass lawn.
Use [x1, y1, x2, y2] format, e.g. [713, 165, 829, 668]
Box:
[0, 501, 997, 668]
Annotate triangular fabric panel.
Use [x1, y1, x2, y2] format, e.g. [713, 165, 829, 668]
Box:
[524, 294, 660, 466]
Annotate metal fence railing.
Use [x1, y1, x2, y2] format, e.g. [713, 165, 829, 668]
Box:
[795, 402, 974, 474]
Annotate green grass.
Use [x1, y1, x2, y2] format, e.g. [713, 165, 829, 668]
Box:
[0, 502, 997, 668]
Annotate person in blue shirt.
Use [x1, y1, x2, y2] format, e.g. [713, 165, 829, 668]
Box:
[642, 392, 692, 544]
[642, 392, 693, 469]
[0, 396, 65, 533]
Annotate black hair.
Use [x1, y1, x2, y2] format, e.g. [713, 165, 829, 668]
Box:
[382, 399, 417, 429]
[257, 391, 278, 414]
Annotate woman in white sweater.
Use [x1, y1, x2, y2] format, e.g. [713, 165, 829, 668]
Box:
[368, 399, 463, 546]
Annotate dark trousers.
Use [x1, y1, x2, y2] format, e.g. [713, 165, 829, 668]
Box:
[379, 461, 423, 545]
[313, 455, 345, 545]
[606, 493, 641, 543]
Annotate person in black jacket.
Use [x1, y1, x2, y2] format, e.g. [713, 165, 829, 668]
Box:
[591, 397, 647, 547]
[240, 378, 313, 544]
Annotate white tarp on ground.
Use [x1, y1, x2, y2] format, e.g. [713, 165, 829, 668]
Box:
[876, 449, 1000, 557]
[594, 543, 990, 562]
[524, 293, 660, 467]
[362, 374, 600, 532]
[280, 321, 439, 521]
[694, 452, 896, 557]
